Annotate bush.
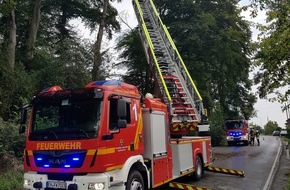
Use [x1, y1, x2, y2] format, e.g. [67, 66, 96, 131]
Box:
[0, 170, 23, 190]
[0, 119, 24, 190]
[0, 118, 25, 164]
[209, 104, 227, 146]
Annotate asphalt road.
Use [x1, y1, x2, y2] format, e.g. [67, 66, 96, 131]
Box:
[179, 135, 281, 190]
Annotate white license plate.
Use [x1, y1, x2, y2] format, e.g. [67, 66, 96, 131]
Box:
[47, 181, 66, 189]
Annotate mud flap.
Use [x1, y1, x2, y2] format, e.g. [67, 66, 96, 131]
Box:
[205, 166, 245, 177]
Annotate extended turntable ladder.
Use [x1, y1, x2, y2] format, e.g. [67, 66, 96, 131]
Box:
[133, 0, 206, 135]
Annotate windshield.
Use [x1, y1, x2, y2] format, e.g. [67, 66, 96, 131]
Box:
[225, 121, 243, 130]
[29, 91, 102, 141]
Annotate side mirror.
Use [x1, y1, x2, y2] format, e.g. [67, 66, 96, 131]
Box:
[19, 105, 30, 134]
[118, 119, 127, 129]
[19, 124, 26, 134]
[20, 108, 27, 124]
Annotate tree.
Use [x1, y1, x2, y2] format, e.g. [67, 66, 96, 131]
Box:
[154, 0, 256, 119]
[0, 0, 16, 72]
[0, 0, 117, 120]
[115, 28, 154, 95]
[92, 0, 121, 81]
[26, 0, 42, 63]
[264, 120, 279, 135]
[92, 0, 109, 81]
[250, 0, 290, 111]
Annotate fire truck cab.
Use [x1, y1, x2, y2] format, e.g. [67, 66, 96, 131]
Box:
[225, 119, 249, 146]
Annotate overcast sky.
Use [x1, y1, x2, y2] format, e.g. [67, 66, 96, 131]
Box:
[109, 0, 287, 128]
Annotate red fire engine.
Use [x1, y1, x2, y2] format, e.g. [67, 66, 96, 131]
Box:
[225, 119, 249, 146]
[20, 0, 213, 189]
[20, 81, 212, 190]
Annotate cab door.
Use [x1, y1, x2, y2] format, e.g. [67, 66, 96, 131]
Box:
[104, 96, 144, 169]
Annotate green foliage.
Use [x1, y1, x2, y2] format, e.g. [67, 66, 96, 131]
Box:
[264, 120, 279, 135]
[39, 0, 120, 40]
[154, 0, 256, 120]
[0, 170, 23, 190]
[30, 37, 93, 90]
[252, 0, 290, 108]
[0, 119, 25, 159]
[0, 0, 15, 16]
[115, 28, 154, 95]
[209, 103, 227, 146]
[0, 64, 34, 121]
[0, 119, 24, 190]
[0, 0, 100, 121]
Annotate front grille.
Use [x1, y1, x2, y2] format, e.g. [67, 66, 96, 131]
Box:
[34, 150, 86, 168]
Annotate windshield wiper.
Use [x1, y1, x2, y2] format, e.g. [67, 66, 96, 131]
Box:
[49, 130, 58, 140]
[79, 129, 89, 139]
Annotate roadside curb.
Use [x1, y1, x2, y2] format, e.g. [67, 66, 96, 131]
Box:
[263, 138, 282, 190]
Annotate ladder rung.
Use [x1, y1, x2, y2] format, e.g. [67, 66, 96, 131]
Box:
[172, 119, 198, 123]
[172, 114, 195, 116]
[171, 97, 189, 100]
[173, 107, 195, 110]
[172, 101, 191, 105]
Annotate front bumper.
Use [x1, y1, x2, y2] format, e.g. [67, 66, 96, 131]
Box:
[226, 135, 248, 142]
[23, 171, 125, 190]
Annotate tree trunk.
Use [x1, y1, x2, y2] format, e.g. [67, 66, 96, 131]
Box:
[92, 0, 109, 81]
[26, 0, 42, 64]
[7, 8, 16, 72]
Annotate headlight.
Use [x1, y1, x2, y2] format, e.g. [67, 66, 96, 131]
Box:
[24, 179, 31, 186]
[88, 182, 105, 190]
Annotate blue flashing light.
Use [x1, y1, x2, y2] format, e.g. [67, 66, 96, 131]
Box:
[229, 131, 243, 137]
[34, 151, 86, 168]
[92, 80, 122, 86]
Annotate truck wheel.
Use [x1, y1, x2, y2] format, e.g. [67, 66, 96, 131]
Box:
[126, 170, 144, 190]
[193, 156, 203, 181]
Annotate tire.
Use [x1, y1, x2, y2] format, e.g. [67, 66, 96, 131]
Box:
[126, 170, 145, 190]
[193, 156, 203, 181]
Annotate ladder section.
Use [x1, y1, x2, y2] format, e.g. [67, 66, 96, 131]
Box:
[133, 0, 206, 135]
[133, 0, 172, 108]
